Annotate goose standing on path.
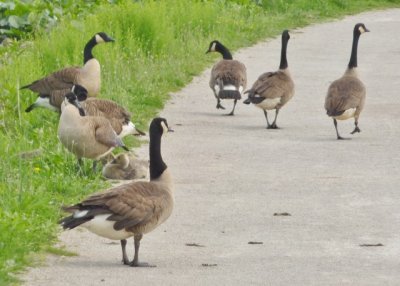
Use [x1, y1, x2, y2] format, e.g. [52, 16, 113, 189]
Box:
[325, 23, 369, 140]
[57, 85, 128, 171]
[23, 32, 114, 113]
[59, 117, 174, 267]
[206, 40, 247, 116]
[243, 30, 294, 129]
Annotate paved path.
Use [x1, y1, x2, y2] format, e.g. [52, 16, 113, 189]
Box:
[23, 9, 400, 286]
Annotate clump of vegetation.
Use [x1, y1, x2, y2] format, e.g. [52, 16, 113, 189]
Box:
[0, 0, 399, 284]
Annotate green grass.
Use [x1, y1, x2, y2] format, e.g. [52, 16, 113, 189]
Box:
[0, 0, 399, 284]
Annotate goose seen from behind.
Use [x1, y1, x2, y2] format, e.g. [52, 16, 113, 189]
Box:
[206, 40, 247, 115]
[24, 32, 114, 113]
[324, 23, 369, 140]
[59, 117, 174, 267]
[243, 30, 294, 129]
[57, 85, 128, 170]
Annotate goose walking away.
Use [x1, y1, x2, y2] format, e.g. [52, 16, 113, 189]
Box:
[243, 30, 294, 129]
[325, 23, 369, 140]
[59, 117, 174, 267]
[57, 85, 128, 171]
[23, 32, 114, 113]
[206, 40, 247, 115]
[102, 152, 149, 180]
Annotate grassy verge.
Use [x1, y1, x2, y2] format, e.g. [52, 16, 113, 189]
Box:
[0, 0, 399, 284]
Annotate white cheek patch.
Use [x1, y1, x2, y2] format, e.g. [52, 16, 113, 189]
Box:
[359, 26, 365, 33]
[161, 121, 169, 134]
[210, 42, 216, 52]
[95, 34, 105, 44]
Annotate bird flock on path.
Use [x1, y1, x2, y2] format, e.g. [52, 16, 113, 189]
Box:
[21, 23, 369, 267]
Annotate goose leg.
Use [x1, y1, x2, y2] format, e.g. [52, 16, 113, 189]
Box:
[350, 118, 361, 134]
[129, 234, 155, 267]
[77, 158, 84, 173]
[216, 98, 225, 110]
[263, 110, 271, 128]
[227, 99, 237, 116]
[270, 109, 280, 129]
[333, 119, 348, 140]
[121, 239, 130, 265]
[92, 161, 98, 172]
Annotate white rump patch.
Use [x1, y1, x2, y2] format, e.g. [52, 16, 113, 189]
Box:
[334, 108, 356, 120]
[81, 214, 133, 240]
[238, 86, 244, 94]
[256, 97, 281, 110]
[223, 84, 237, 91]
[73, 210, 89, 218]
[35, 97, 58, 111]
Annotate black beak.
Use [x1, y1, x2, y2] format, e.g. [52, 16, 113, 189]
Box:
[168, 128, 174, 133]
[365, 28, 370, 32]
[107, 36, 115, 42]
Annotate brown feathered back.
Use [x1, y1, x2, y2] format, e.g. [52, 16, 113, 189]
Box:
[209, 60, 247, 90]
[325, 71, 366, 117]
[81, 98, 131, 135]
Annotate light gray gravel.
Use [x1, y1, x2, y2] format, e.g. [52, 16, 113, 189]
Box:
[22, 9, 400, 286]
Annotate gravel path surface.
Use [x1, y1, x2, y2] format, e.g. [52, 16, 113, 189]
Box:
[22, 9, 400, 286]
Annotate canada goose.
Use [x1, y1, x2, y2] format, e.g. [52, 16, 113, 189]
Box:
[325, 23, 369, 140]
[81, 97, 146, 138]
[206, 40, 247, 115]
[57, 85, 128, 170]
[102, 152, 149, 180]
[23, 32, 114, 113]
[59, 117, 173, 267]
[243, 30, 294, 129]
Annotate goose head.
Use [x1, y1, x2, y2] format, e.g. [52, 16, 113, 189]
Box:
[354, 23, 370, 36]
[282, 30, 290, 42]
[150, 117, 174, 136]
[65, 84, 88, 116]
[206, 40, 222, 54]
[94, 32, 115, 44]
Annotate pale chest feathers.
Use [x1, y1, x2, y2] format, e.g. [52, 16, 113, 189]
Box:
[333, 108, 357, 120]
[77, 59, 101, 96]
[256, 97, 281, 110]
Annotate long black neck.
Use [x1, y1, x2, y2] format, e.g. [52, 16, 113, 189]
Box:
[149, 130, 167, 180]
[279, 36, 289, 70]
[217, 44, 233, 60]
[83, 37, 97, 64]
[348, 31, 361, 69]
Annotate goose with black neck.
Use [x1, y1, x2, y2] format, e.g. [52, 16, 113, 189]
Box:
[59, 117, 174, 267]
[206, 40, 247, 116]
[325, 23, 369, 140]
[243, 30, 295, 129]
[23, 32, 114, 113]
